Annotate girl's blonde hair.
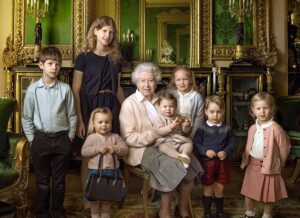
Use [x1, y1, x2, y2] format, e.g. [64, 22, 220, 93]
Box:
[168, 65, 197, 91]
[87, 107, 112, 135]
[250, 92, 276, 118]
[84, 16, 121, 63]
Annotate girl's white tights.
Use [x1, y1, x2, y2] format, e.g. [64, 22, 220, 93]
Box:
[100, 212, 110, 218]
[90, 213, 110, 218]
[91, 214, 99, 218]
[262, 213, 272, 218]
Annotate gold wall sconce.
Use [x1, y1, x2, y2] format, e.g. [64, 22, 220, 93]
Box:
[26, 0, 49, 61]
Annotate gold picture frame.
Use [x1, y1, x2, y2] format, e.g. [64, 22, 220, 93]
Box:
[115, 0, 208, 67]
[12, 0, 90, 61]
[212, 0, 270, 61]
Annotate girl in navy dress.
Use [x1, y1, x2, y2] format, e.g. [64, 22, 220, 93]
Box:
[72, 16, 125, 214]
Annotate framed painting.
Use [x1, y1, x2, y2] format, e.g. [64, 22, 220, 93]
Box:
[12, 0, 90, 61]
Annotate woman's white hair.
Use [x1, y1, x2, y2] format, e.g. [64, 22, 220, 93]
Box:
[131, 62, 162, 84]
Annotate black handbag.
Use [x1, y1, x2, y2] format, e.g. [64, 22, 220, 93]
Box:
[85, 154, 124, 202]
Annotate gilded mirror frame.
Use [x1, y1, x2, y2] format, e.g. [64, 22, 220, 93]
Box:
[115, 0, 201, 67]
[12, 0, 89, 61]
[141, 0, 204, 67]
[115, 0, 270, 67]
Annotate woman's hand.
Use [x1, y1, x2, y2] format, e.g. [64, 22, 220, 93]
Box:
[106, 144, 117, 154]
[206, 150, 217, 158]
[76, 120, 86, 139]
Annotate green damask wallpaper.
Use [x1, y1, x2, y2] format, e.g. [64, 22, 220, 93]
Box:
[213, 0, 253, 45]
[25, 0, 72, 45]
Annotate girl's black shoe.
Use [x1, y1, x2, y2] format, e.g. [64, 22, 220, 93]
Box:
[244, 215, 255, 218]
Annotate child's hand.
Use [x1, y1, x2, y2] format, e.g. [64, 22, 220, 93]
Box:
[217, 151, 227, 160]
[107, 144, 117, 154]
[181, 117, 191, 129]
[99, 145, 107, 154]
[206, 150, 217, 158]
[170, 117, 181, 129]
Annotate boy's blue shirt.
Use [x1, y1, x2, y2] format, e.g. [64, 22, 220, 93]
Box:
[22, 78, 77, 143]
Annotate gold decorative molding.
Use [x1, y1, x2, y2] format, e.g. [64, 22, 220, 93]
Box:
[190, 0, 200, 67]
[212, 0, 270, 61]
[73, 0, 90, 61]
[256, 36, 278, 68]
[199, 0, 213, 67]
[10, 0, 89, 62]
[0, 136, 30, 217]
[2, 34, 33, 67]
[140, 0, 146, 61]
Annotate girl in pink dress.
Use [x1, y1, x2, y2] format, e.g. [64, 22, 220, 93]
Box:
[81, 107, 128, 218]
[240, 92, 291, 218]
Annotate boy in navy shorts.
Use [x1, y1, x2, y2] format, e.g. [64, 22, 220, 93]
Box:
[193, 95, 235, 218]
[22, 46, 77, 218]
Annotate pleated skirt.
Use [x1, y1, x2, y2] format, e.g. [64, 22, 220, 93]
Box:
[241, 156, 288, 203]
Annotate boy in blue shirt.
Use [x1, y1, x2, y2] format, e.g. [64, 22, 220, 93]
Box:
[22, 46, 77, 218]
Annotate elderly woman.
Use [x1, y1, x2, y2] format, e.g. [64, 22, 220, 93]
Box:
[120, 62, 202, 218]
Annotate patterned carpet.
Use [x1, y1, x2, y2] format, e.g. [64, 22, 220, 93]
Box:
[61, 193, 300, 218]
[26, 162, 300, 218]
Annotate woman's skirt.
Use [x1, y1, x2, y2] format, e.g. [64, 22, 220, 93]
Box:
[155, 134, 192, 150]
[240, 156, 288, 203]
[141, 147, 204, 192]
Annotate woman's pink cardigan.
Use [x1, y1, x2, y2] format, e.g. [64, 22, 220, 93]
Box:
[119, 93, 159, 166]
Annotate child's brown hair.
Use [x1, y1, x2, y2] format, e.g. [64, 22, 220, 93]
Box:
[157, 92, 178, 108]
[168, 65, 197, 91]
[204, 95, 225, 121]
[87, 107, 112, 135]
[250, 92, 276, 118]
[204, 95, 225, 111]
[39, 46, 62, 64]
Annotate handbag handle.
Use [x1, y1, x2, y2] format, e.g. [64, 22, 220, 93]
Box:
[97, 153, 118, 185]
